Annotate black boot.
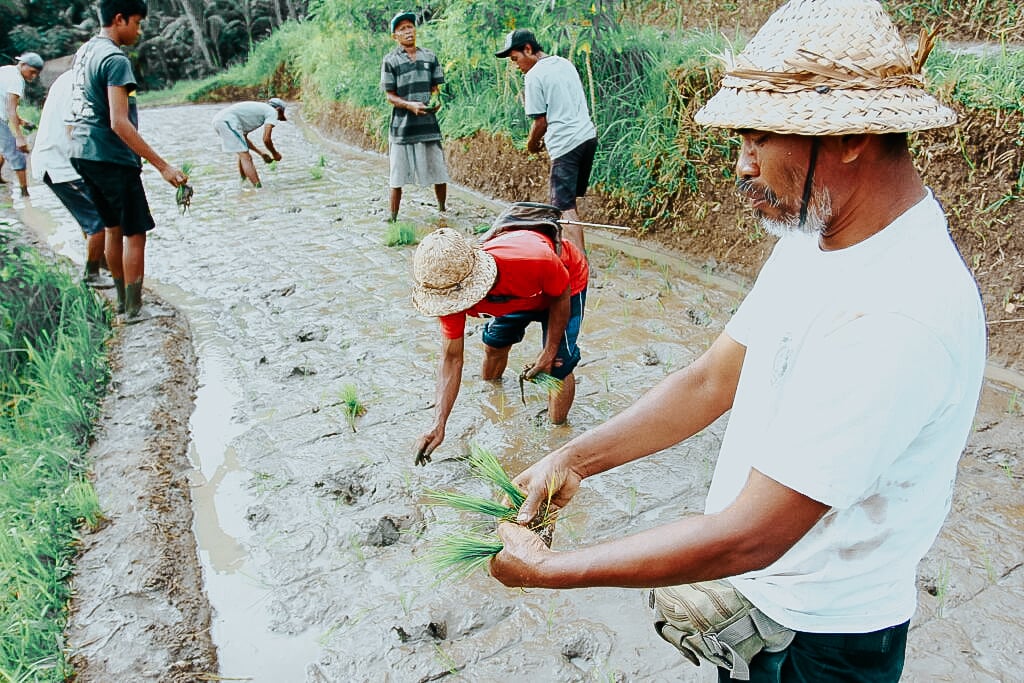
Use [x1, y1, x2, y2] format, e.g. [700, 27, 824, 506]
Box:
[124, 280, 143, 321]
[83, 261, 114, 289]
[113, 278, 126, 314]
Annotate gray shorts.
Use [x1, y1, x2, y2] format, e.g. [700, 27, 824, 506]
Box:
[0, 123, 27, 171]
[388, 141, 449, 188]
[213, 119, 249, 154]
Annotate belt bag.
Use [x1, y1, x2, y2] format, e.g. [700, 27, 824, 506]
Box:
[649, 580, 795, 681]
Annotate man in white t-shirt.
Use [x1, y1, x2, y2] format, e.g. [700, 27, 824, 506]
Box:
[31, 69, 112, 288]
[211, 98, 287, 188]
[496, 30, 597, 257]
[488, 2, 986, 681]
[0, 52, 44, 196]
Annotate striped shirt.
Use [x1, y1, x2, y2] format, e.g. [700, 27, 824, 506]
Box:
[380, 46, 444, 144]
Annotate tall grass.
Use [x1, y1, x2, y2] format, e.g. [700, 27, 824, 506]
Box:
[0, 229, 111, 681]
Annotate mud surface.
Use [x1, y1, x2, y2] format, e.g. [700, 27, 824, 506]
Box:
[10, 102, 1024, 682]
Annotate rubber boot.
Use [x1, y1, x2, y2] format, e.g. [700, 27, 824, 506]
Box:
[113, 278, 126, 314]
[124, 280, 143, 322]
[83, 261, 114, 289]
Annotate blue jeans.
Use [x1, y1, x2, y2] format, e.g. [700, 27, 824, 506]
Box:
[718, 621, 909, 683]
[481, 289, 586, 380]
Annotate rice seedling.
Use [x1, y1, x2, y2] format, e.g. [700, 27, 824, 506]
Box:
[518, 367, 564, 404]
[309, 165, 324, 180]
[384, 220, 419, 246]
[421, 530, 504, 582]
[466, 444, 526, 509]
[339, 383, 365, 432]
[317, 154, 327, 168]
[423, 489, 518, 521]
[176, 161, 194, 214]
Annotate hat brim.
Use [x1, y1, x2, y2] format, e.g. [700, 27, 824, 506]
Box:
[391, 13, 416, 33]
[412, 248, 498, 317]
[495, 44, 526, 58]
[695, 83, 957, 136]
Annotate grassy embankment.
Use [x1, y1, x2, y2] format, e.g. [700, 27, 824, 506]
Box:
[0, 227, 110, 682]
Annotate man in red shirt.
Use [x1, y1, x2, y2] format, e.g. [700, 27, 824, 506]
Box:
[412, 206, 588, 464]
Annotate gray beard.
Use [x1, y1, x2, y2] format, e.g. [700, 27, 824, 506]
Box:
[759, 190, 832, 238]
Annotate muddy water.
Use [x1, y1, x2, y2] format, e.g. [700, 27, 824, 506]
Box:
[22, 103, 1024, 682]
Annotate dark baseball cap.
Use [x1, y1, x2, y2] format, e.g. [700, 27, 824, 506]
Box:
[390, 11, 416, 33]
[495, 29, 536, 58]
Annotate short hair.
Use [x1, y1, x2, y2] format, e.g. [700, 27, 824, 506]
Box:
[521, 38, 543, 53]
[100, 0, 149, 26]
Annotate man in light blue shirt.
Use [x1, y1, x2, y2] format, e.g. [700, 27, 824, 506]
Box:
[497, 30, 597, 257]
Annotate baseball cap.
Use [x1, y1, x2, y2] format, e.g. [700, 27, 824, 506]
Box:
[390, 11, 416, 33]
[16, 52, 44, 70]
[268, 97, 287, 120]
[495, 29, 536, 58]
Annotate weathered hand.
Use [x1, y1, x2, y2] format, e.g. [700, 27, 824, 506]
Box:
[414, 427, 445, 466]
[161, 164, 187, 187]
[489, 521, 554, 587]
[261, 153, 274, 164]
[510, 453, 582, 526]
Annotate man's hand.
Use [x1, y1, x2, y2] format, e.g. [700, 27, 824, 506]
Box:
[272, 151, 282, 162]
[489, 521, 555, 587]
[414, 426, 446, 466]
[261, 152, 274, 164]
[161, 164, 188, 188]
[406, 100, 430, 116]
[15, 135, 28, 153]
[508, 451, 583, 525]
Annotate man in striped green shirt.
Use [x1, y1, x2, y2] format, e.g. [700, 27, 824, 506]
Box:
[381, 11, 449, 223]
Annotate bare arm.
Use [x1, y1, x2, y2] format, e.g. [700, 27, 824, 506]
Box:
[260, 124, 281, 161]
[527, 286, 570, 376]
[7, 93, 27, 151]
[511, 332, 746, 522]
[108, 85, 186, 187]
[414, 334, 465, 464]
[491, 468, 829, 588]
[527, 114, 548, 154]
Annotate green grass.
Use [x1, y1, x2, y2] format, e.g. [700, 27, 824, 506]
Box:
[384, 221, 419, 247]
[0, 229, 111, 681]
[339, 383, 366, 432]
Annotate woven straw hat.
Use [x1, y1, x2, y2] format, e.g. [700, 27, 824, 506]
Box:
[412, 228, 498, 317]
[695, 0, 956, 135]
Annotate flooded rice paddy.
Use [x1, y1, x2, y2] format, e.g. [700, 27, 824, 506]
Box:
[19, 103, 1024, 682]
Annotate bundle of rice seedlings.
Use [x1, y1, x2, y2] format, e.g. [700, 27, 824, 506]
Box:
[340, 383, 365, 432]
[528, 372, 563, 394]
[175, 161, 195, 214]
[423, 489, 518, 521]
[467, 443, 526, 509]
[421, 531, 504, 582]
[384, 220, 419, 246]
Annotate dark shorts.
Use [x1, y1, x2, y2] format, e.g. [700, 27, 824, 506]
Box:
[43, 173, 105, 236]
[481, 289, 586, 380]
[70, 159, 156, 237]
[718, 620, 909, 683]
[549, 137, 597, 211]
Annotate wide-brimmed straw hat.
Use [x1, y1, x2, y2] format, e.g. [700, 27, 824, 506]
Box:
[412, 228, 498, 317]
[695, 0, 956, 135]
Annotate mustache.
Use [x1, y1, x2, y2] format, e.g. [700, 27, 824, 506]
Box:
[735, 178, 783, 209]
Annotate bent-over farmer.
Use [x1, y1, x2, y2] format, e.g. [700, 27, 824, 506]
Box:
[412, 204, 588, 465]
[211, 98, 287, 188]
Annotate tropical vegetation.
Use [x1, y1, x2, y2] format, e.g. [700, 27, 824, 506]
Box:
[0, 228, 111, 681]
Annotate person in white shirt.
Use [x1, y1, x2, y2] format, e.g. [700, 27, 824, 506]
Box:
[31, 69, 112, 288]
[488, 2, 987, 681]
[0, 52, 43, 196]
[211, 99, 286, 188]
[496, 30, 597, 257]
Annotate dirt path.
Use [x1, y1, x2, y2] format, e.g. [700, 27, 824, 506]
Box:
[10, 102, 1024, 682]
